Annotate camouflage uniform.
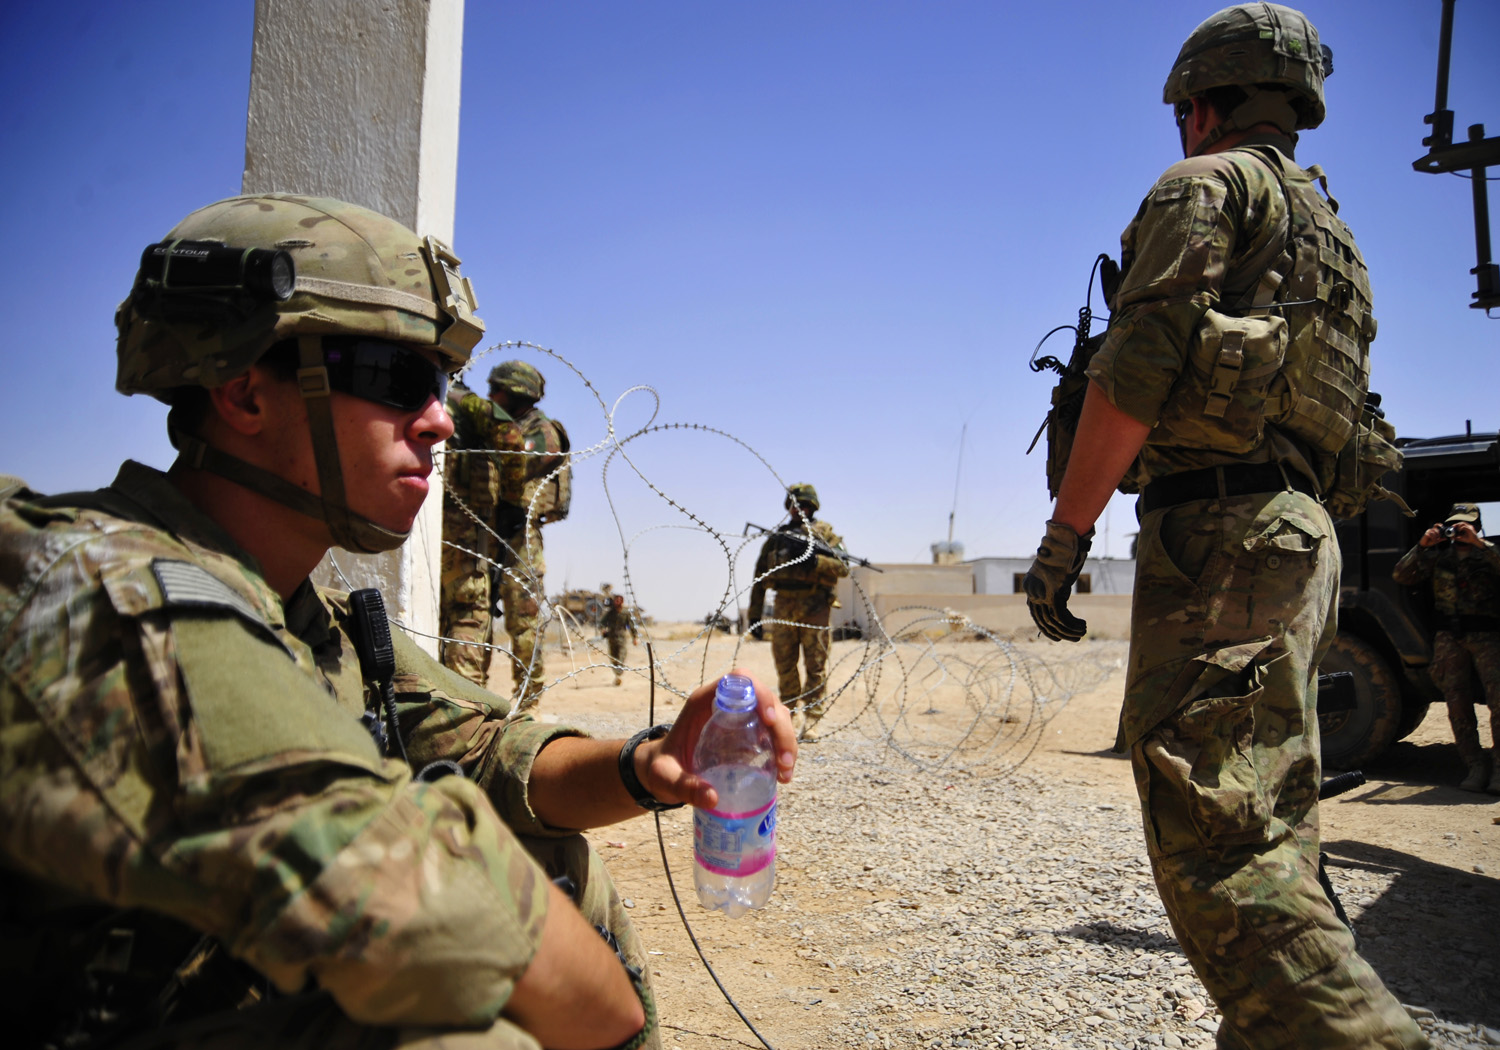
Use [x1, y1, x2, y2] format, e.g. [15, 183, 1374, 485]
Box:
[1391, 536, 1500, 772]
[1087, 126, 1424, 1048]
[599, 599, 638, 686]
[439, 383, 521, 687]
[492, 401, 566, 710]
[748, 518, 849, 730]
[0, 464, 656, 1049]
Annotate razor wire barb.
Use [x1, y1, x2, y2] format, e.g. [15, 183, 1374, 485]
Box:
[387, 339, 1126, 775]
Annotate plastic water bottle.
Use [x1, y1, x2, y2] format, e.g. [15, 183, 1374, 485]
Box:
[693, 674, 777, 917]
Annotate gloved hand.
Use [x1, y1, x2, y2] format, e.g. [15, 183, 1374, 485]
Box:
[750, 625, 765, 642]
[1023, 520, 1094, 642]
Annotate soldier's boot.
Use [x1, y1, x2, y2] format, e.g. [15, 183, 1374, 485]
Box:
[613, 673, 623, 686]
[789, 705, 806, 738]
[1460, 759, 1489, 792]
[1488, 751, 1500, 796]
[799, 700, 826, 743]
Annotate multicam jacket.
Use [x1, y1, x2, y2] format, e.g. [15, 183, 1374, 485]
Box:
[0, 461, 584, 1044]
[1392, 537, 1500, 620]
[1086, 131, 1367, 491]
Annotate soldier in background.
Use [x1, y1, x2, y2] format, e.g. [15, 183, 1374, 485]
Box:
[0, 194, 798, 1050]
[1392, 502, 1500, 793]
[487, 360, 571, 711]
[747, 483, 850, 742]
[601, 592, 638, 686]
[438, 374, 512, 685]
[1022, 6, 1425, 1047]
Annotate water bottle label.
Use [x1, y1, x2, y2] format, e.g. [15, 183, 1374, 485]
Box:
[694, 797, 776, 877]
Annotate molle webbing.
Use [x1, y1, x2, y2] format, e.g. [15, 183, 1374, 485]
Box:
[1245, 149, 1374, 457]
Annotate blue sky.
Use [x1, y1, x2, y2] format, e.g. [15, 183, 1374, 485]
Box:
[1, 1, 1495, 620]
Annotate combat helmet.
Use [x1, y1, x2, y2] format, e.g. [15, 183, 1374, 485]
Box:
[786, 483, 820, 513]
[1164, 3, 1331, 152]
[115, 194, 485, 553]
[489, 360, 545, 401]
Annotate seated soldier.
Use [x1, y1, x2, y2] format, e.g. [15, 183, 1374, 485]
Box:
[0, 194, 796, 1050]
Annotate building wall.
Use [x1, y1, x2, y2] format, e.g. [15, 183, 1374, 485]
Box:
[971, 557, 1136, 597]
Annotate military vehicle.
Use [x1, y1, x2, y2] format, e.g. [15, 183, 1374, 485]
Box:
[552, 588, 608, 627]
[1319, 427, 1500, 769]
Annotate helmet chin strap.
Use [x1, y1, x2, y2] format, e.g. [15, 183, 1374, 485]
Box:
[170, 335, 411, 555]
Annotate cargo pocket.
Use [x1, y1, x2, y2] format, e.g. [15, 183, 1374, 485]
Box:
[1141, 644, 1286, 854]
[1155, 309, 1287, 455]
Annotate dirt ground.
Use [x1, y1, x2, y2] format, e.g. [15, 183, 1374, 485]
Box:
[517, 625, 1500, 1049]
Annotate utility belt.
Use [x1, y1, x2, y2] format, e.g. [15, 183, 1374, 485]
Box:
[1435, 614, 1500, 635]
[1140, 462, 1318, 515]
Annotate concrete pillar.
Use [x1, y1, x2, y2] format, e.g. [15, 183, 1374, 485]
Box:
[242, 0, 467, 653]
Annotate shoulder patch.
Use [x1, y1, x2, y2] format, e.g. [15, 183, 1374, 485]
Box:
[152, 559, 267, 629]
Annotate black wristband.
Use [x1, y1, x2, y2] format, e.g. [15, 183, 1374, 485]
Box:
[618, 723, 683, 812]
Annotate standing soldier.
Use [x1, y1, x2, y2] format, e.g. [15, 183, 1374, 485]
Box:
[487, 360, 571, 711]
[438, 375, 516, 685]
[1023, 6, 1425, 1048]
[1392, 502, 1500, 793]
[747, 484, 850, 742]
[601, 592, 639, 686]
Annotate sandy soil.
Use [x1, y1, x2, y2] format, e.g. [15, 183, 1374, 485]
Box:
[513, 625, 1500, 1049]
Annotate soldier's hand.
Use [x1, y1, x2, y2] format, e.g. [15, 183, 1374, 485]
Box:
[1453, 522, 1484, 547]
[1419, 523, 1446, 547]
[749, 624, 765, 641]
[1024, 520, 1093, 642]
[642, 671, 796, 808]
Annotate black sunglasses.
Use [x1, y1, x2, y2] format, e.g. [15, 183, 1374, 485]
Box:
[320, 338, 450, 411]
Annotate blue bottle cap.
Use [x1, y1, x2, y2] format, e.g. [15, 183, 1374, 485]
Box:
[715, 673, 756, 712]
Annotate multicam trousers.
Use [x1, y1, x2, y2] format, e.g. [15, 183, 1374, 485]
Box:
[108, 835, 658, 1050]
[496, 524, 546, 708]
[1124, 490, 1426, 1050]
[1429, 629, 1500, 766]
[769, 588, 834, 716]
[439, 505, 493, 687]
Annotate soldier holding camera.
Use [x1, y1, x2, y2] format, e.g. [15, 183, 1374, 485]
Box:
[1393, 502, 1500, 793]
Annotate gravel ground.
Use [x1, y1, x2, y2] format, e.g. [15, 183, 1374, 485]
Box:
[569, 707, 1500, 1050]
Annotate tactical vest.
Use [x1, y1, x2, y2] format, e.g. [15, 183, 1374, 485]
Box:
[443, 384, 488, 492]
[514, 411, 572, 524]
[1152, 147, 1374, 459]
[764, 524, 841, 589]
[1251, 147, 1376, 460]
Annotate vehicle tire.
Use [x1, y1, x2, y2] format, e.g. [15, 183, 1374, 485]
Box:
[1318, 633, 1403, 770]
[1394, 699, 1432, 742]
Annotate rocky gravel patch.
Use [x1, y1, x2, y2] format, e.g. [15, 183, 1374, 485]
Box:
[570, 709, 1500, 1049]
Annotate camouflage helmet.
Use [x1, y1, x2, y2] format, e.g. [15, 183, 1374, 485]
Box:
[488, 360, 545, 401]
[114, 195, 485, 555]
[116, 194, 484, 399]
[1163, 3, 1330, 136]
[786, 483, 820, 512]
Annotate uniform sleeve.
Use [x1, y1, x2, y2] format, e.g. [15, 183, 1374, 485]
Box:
[1087, 157, 1263, 428]
[0, 541, 553, 1030]
[1390, 543, 1435, 586]
[814, 521, 851, 582]
[388, 627, 588, 837]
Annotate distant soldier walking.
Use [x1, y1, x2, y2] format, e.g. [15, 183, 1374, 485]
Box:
[1392, 502, 1500, 793]
[600, 592, 638, 686]
[748, 484, 850, 742]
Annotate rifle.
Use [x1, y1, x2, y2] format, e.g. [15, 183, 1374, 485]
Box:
[744, 522, 884, 573]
